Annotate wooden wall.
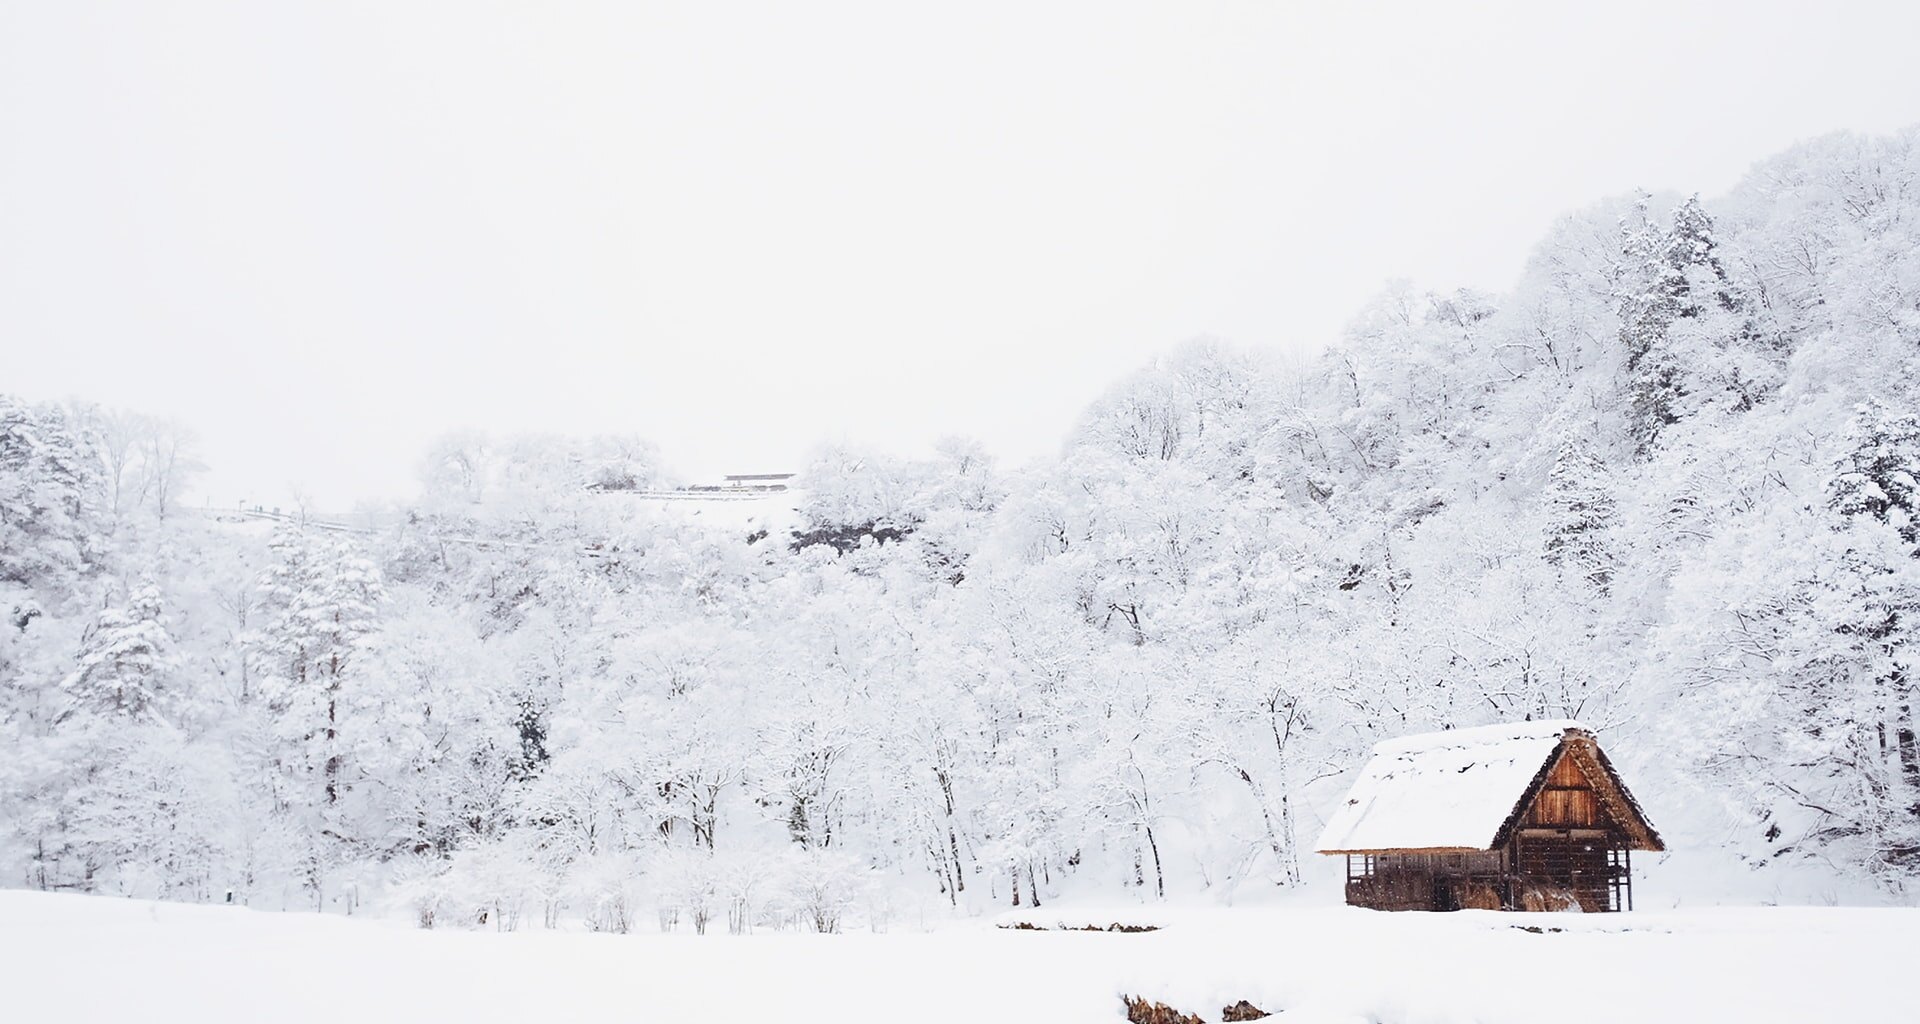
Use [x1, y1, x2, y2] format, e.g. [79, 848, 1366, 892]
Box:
[1512, 830, 1613, 912]
[1523, 752, 1606, 830]
[1346, 851, 1505, 912]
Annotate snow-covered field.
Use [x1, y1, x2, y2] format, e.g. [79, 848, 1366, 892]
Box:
[5, 891, 1909, 1023]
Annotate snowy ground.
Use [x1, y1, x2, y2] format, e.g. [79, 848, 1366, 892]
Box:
[4, 891, 1909, 1023]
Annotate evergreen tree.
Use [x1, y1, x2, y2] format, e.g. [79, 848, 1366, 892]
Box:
[1665, 195, 1739, 316]
[1828, 401, 1920, 837]
[61, 578, 175, 718]
[1616, 194, 1759, 452]
[0, 397, 98, 590]
[249, 531, 387, 808]
[1829, 399, 1920, 546]
[1543, 437, 1617, 592]
[1616, 193, 1687, 454]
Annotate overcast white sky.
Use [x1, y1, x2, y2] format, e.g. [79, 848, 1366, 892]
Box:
[3, 1, 1917, 508]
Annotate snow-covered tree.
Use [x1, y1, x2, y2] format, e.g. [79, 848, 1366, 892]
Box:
[0, 397, 98, 592]
[1543, 437, 1617, 592]
[1830, 399, 1920, 545]
[61, 578, 175, 718]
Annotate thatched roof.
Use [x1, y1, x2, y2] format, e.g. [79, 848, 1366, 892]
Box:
[1314, 720, 1663, 855]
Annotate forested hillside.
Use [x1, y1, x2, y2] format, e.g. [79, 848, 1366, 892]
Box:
[4, 127, 1918, 926]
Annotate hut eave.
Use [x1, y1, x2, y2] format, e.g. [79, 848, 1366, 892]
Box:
[1317, 845, 1492, 856]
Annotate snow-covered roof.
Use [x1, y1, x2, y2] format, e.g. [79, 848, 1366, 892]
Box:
[1314, 720, 1583, 854]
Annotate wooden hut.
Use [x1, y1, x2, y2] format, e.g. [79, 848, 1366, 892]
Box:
[1314, 721, 1662, 912]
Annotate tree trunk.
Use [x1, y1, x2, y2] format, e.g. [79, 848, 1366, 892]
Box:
[1234, 766, 1294, 882]
[1144, 824, 1165, 898]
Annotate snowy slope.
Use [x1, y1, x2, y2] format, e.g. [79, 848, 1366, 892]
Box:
[5, 891, 1913, 1024]
[619, 488, 805, 535]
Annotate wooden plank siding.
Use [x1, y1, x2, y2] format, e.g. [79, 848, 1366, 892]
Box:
[1346, 851, 1507, 912]
[1523, 752, 1605, 829]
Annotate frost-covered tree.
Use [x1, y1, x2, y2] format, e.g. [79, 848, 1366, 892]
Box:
[1615, 193, 1768, 453]
[247, 528, 388, 902]
[0, 397, 98, 591]
[1543, 437, 1617, 592]
[1829, 399, 1920, 545]
[61, 579, 175, 718]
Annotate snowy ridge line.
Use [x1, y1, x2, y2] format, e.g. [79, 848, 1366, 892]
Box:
[189, 488, 793, 529]
[185, 506, 386, 533]
[183, 503, 784, 558]
[187, 507, 607, 557]
[623, 489, 795, 502]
